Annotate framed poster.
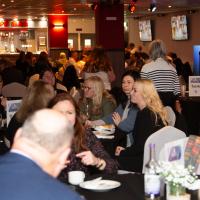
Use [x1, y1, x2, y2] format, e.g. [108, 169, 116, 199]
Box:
[189, 76, 200, 96]
[39, 36, 46, 46]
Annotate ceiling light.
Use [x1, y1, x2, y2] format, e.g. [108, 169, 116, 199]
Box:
[150, 3, 157, 12]
[168, 5, 172, 8]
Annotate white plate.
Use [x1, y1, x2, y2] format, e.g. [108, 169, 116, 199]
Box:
[92, 131, 114, 139]
[93, 130, 114, 135]
[94, 125, 115, 133]
[79, 180, 121, 192]
[117, 170, 135, 175]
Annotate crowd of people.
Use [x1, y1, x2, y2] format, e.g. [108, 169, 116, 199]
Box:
[0, 39, 192, 199]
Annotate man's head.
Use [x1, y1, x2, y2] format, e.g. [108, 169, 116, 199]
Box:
[13, 109, 74, 177]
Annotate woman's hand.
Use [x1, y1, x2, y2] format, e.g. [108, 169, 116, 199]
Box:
[112, 112, 122, 126]
[84, 120, 93, 129]
[76, 151, 99, 166]
[115, 146, 125, 156]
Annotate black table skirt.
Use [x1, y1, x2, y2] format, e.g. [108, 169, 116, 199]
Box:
[74, 173, 199, 200]
[181, 96, 200, 135]
[76, 174, 145, 200]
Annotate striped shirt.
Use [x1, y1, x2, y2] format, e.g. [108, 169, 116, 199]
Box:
[140, 58, 180, 95]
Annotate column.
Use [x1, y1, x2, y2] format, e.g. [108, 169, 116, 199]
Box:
[95, 2, 124, 87]
[48, 15, 68, 59]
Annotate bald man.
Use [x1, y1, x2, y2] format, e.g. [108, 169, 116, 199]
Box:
[0, 109, 82, 200]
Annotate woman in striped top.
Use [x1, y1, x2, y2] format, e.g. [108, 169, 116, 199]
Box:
[140, 39, 180, 108]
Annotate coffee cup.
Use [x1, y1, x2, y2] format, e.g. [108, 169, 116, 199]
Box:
[68, 171, 85, 185]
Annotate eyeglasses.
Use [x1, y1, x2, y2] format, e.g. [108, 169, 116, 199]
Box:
[83, 86, 92, 90]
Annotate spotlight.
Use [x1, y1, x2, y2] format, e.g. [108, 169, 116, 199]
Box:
[150, 3, 157, 12]
[128, 3, 136, 13]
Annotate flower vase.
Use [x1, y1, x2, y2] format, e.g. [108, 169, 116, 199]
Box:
[166, 183, 191, 200]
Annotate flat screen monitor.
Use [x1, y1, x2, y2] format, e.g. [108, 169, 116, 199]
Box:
[171, 15, 188, 40]
[138, 20, 152, 42]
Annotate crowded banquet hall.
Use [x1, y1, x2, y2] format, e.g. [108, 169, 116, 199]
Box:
[1, 0, 200, 199]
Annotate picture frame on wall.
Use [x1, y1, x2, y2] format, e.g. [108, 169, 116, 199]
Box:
[138, 20, 152, 42]
[171, 15, 188, 40]
[39, 36, 46, 46]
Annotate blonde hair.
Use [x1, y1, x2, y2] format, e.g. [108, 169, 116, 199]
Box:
[136, 79, 168, 126]
[59, 52, 67, 59]
[84, 76, 116, 114]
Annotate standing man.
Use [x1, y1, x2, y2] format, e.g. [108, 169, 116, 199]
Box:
[0, 109, 82, 200]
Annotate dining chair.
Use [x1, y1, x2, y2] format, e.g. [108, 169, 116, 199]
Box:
[2, 82, 27, 98]
[142, 126, 186, 173]
[165, 106, 176, 126]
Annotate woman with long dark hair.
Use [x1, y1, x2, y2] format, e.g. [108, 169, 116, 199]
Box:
[49, 93, 118, 183]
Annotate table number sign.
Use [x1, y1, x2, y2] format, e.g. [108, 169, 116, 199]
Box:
[189, 76, 200, 96]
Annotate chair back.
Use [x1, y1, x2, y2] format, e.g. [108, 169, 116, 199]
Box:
[2, 82, 27, 98]
[165, 106, 176, 126]
[142, 126, 186, 173]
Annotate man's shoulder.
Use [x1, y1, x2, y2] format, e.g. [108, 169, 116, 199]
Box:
[41, 179, 81, 200]
[0, 153, 81, 200]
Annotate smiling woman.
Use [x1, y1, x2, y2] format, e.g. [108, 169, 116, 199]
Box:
[116, 79, 168, 172]
[79, 76, 116, 121]
[48, 93, 118, 182]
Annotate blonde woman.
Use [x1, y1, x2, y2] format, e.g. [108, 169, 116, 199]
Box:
[115, 79, 168, 172]
[79, 76, 116, 121]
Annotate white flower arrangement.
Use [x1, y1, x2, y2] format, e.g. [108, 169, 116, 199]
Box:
[156, 162, 200, 190]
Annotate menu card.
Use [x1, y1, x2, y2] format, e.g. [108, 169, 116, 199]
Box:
[189, 76, 200, 96]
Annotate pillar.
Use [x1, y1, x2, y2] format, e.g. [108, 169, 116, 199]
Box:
[48, 15, 68, 59]
[95, 2, 124, 87]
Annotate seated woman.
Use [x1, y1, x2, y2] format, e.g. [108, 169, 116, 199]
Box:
[7, 80, 55, 145]
[62, 64, 81, 91]
[39, 67, 68, 93]
[115, 79, 168, 172]
[48, 93, 118, 183]
[55, 52, 69, 82]
[79, 76, 116, 121]
[86, 70, 140, 148]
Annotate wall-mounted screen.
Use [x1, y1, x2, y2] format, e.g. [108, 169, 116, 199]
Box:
[171, 15, 188, 40]
[138, 20, 152, 42]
